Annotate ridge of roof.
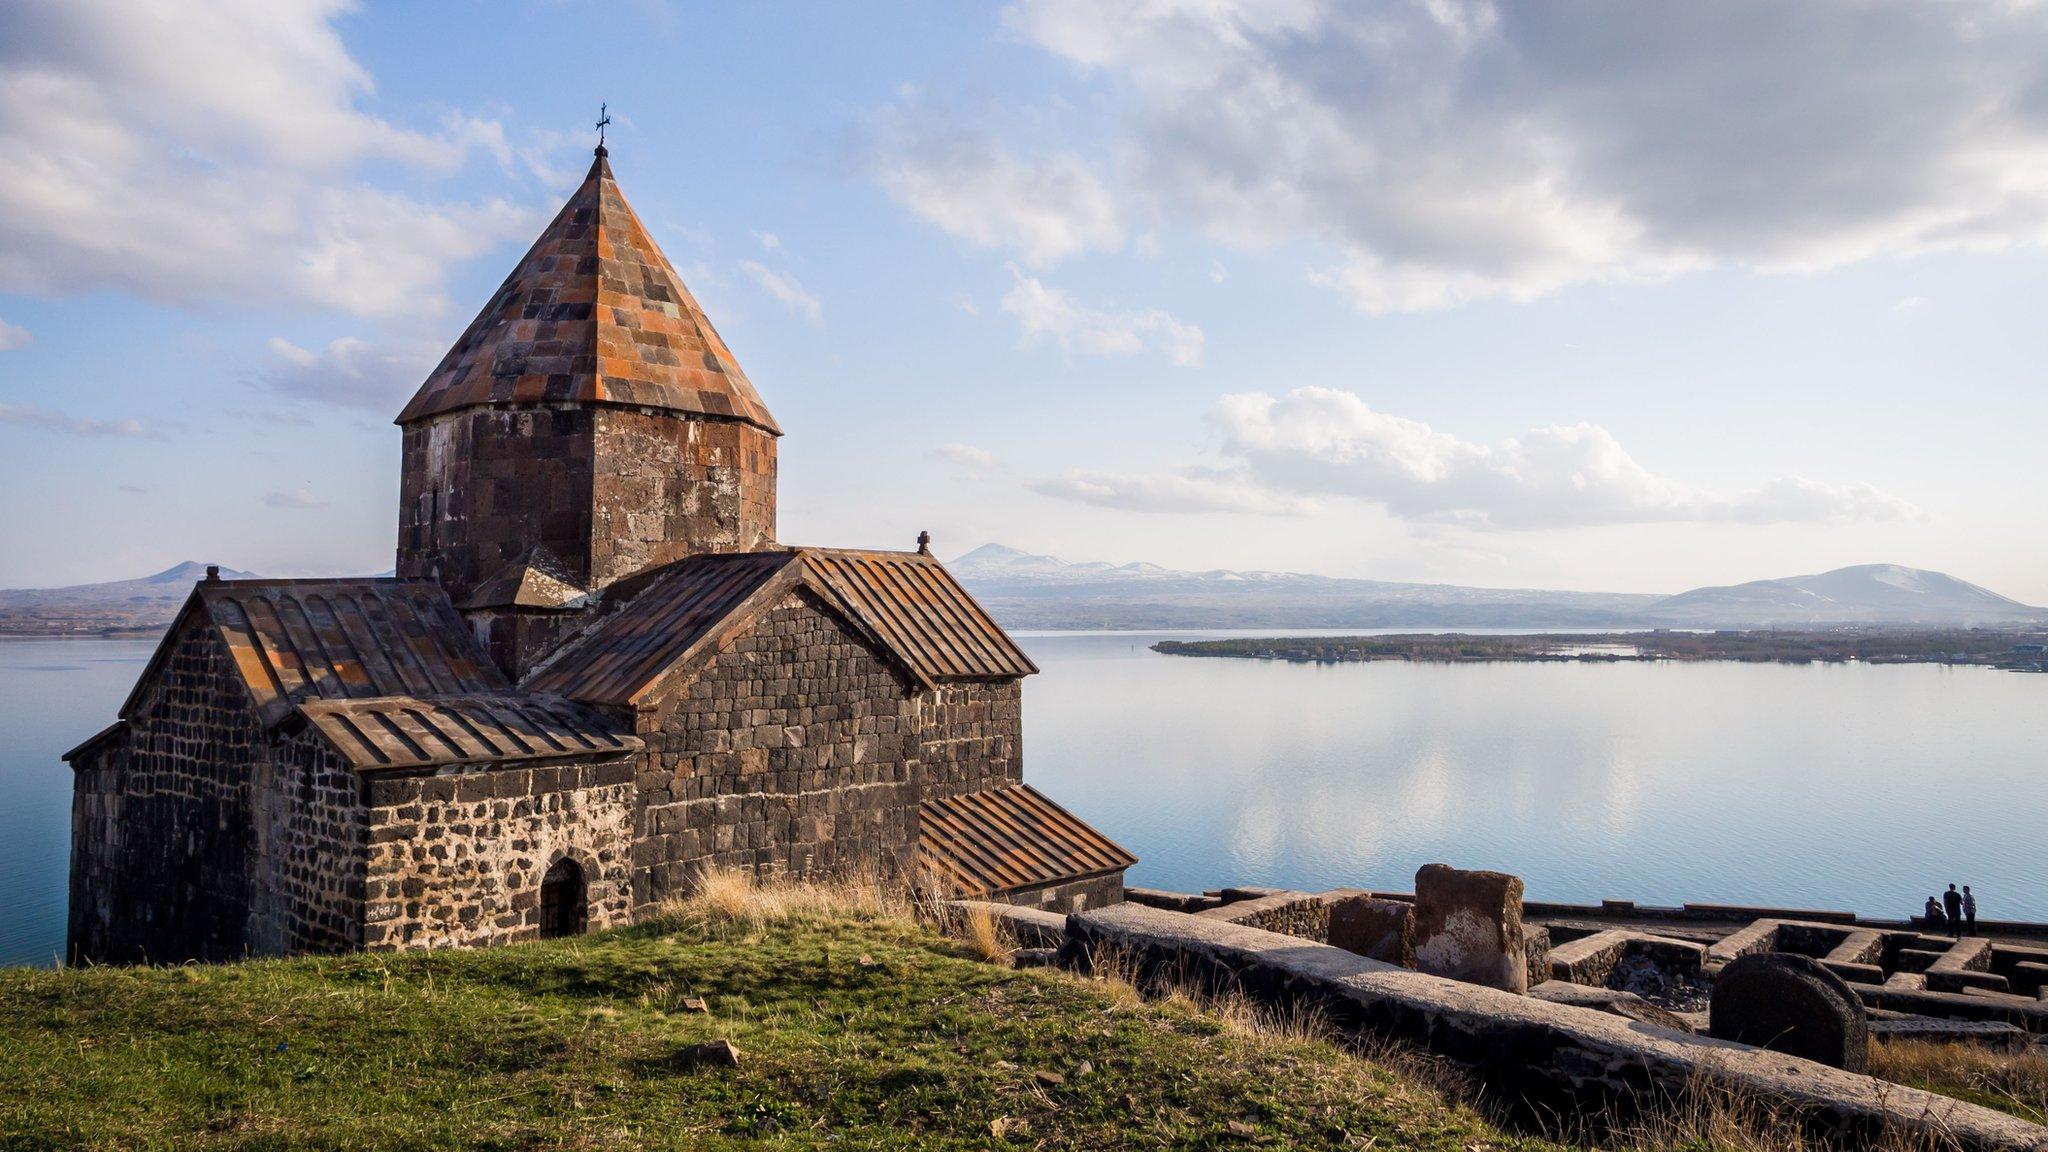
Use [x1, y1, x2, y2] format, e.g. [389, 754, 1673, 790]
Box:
[395, 150, 779, 434]
[121, 578, 509, 729]
[522, 544, 1036, 707]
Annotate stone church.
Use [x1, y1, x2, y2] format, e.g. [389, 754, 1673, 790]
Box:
[64, 146, 1134, 964]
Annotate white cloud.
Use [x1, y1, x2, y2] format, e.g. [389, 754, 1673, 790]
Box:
[1031, 468, 1313, 515]
[263, 488, 326, 509]
[1001, 271, 1204, 365]
[865, 105, 1123, 267]
[934, 442, 1001, 473]
[1034, 385, 1917, 528]
[262, 336, 439, 411]
[1892, 296, 1930, 314]
[1205, 387, 1917, 528]
[0, 0, 540, 316]
[0, 402, 150, 438]
[991, 0, 2048, 311]
[755, 231, 782, 251]
[0, 317, 30, 349]
[738, 260, 823, 323]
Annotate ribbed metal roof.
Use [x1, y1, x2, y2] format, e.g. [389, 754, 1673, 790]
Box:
[804, 550, 1039, 682]
[523, 551, 793, 704]
[916, 784, 1136, 898]
[524, 547, 1036, 706]
[297, 693, 639, 771]
[123, 579, 510, 729]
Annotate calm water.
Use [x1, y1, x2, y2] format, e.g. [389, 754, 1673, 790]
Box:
[2, 632, 2043, 966]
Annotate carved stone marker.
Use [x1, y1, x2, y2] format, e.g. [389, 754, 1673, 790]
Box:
[1709, 952, 1869, 1072]
[1328, 896, 1415, 966]
[1410, 863, 1529, 993]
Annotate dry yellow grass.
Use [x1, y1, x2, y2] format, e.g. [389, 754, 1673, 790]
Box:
[952, 902, 1016, 964]
[654, 864, 910, 935]
[1871, 1037, 2048, 1126]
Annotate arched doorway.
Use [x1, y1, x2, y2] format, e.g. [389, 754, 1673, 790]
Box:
[538, 857, 587, 939]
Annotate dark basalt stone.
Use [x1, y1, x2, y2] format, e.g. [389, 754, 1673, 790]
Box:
[1710, 952, 1869, 1072]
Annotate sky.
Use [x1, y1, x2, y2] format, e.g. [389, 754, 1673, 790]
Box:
[2, 1, 2046, 601]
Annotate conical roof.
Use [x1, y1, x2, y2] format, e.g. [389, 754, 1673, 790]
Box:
[396, 149, 779, 434]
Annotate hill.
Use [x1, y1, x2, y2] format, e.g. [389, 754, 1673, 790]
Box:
[0, 562, 258, 636]
[0, 887, 1542, 1151]
[1648, 564, 2043, 626]
[952, 546, 2044, 630]
[950, 544, 1662, 630]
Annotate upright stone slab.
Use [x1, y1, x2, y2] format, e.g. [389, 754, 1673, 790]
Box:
[1710, 952, 1869, 1073]
[1410, 864, 1529, 994]
[1328, 897, 1416, 967]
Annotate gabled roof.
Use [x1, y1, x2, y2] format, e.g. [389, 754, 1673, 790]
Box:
[395, 150, 779, 435]
[294, 694, 639, 772]
[523, 547, 1037, 707]
[124, 578, 508, 729]
[916, 785, 1137, 898]
[463, 546, 589, 611]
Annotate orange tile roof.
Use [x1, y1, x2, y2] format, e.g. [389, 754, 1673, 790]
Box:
[524, 547, 1037, 707]
[395, 150, 779, 434]
[916, 784, 1137, 898]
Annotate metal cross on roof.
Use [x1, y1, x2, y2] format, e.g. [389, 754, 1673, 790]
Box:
[596, 103, 612, 149]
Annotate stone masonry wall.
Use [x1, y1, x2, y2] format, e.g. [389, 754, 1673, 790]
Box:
[68, 621, 265, 964]
[247, 732, 369, 954]
[915, 681, 1023, 800]
[633, 589, 918, 908]
[396, 404, 777, 605]
[398, 405, 596, 604]
[587, 408, 776, 590]
[1003, 871, 1125, 916]
[361, 759, 635, 950]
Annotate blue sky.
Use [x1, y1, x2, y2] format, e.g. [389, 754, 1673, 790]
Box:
[3, 1, 2046, 600]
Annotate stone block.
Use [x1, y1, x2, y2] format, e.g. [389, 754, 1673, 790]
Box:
[1528, 981, 1694, 1032]
[1328, 896, 1415, 967]
[1411, 863, 1528, 993]
[1710, 952, 1869, 1072]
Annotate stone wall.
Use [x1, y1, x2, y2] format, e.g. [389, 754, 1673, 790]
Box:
[398, 405, 596, 603]
[914, 681, 1022, 800]
[397, 404, 778, 604]
[633, 589, 919, 907]
[1002, 871, 1124, 915]
[68, 621, 265, 964]
[586, 408, 776, 589]
[361, 759, 635, 950]
[1197, 890, 1356, 941]
[247, 731, 368, 954]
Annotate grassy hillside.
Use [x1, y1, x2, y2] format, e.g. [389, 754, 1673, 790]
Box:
[0, 882, 1549, 1151]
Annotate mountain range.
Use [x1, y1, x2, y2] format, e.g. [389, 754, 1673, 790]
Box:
[948, 545, 2045, 630]
[1, 553, 2040, 636]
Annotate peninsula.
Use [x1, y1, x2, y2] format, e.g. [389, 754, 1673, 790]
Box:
[1152, 629, 2048, 670]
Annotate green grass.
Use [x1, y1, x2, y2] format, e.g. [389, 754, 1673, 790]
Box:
[0, 903, 1554, 1151]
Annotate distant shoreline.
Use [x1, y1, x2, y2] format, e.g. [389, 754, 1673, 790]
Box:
[1153, 628, 2048, 671]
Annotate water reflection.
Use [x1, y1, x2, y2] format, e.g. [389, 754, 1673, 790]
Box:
[1019, 631, 2048, 920]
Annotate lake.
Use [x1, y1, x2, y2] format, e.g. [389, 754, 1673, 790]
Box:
[2, 632, 2042, 966]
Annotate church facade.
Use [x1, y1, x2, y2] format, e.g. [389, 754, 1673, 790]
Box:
[64, 148, 1133, 964]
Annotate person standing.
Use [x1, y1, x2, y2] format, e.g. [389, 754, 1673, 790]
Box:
[1943, 884, 1964, 938]
[1963, 886, 1978, 935]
